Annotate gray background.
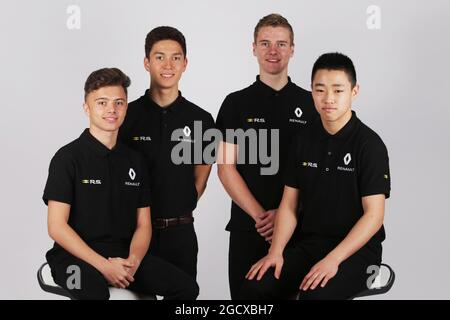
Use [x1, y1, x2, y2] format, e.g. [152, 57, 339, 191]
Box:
[1, 0, 449, 299]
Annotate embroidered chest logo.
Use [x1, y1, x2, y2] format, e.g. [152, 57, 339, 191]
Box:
[125, 168, 140, 187]
[81, 179, 101, 185]
[132, 136, 152, 141]
[129, 168, 136, 180]
[177, 126, 195, 143]
[246, 117, 266, 123]
[337, 153, 355, 172]
[302, 161, 318, 168]
[289, 106, 307, 124]
[343, 153, 351, 165]
[183, 126, 191, 137]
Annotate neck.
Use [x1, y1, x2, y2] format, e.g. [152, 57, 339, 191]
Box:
[259, 71, 289, 91]
[322, 110, 353, 135]
[149, 85, 179, 108]
[89, 126, 117, 150]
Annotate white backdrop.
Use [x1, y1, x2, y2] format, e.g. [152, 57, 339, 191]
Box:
[1, 0, 449, 299]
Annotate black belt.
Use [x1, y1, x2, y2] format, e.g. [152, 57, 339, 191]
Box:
[152, 213, 194, 229]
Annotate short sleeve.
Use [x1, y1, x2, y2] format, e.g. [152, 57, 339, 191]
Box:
[138, 156, 152, 208]
[200, 112, 216, 165]
[284, 135, 302, 189]
[358, 138, 391, 199]
[216, 95, 239, 144]
[42, 150, 74, 206]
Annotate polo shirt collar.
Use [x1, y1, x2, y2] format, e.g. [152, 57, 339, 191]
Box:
[144, 89, 183, 113]
[254, 75, 293, 97]
[317, 110, 359, 141]
[80, 128, 124, 157]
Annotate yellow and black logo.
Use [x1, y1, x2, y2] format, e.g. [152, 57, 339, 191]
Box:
[246, 118, 265, 123]
[81, 179, 101, 185]
[132, 136, 151, 141]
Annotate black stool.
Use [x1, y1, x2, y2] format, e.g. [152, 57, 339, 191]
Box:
[37, 262, 157, 300]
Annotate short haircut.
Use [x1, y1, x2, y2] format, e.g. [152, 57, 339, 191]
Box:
[254, 13, 294, 44]
[84, 68, 131, 100]
[145, 26, 187, 58]
[311, 52, 357, 88]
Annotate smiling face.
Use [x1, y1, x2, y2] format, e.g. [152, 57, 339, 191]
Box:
[253, 26, 294, 77]
[144, 39, 187, 90]
[83, 85, 127, 133]
[312, 69, 359, 128]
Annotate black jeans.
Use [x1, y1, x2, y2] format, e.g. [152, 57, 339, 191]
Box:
[240, 236, 382, 300]
[228, 231, 270, 300]
[149, 223, 198, 280]
[46, 243, 199, 300]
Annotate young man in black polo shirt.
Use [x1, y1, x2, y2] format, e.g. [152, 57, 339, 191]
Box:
[119, 27, 215, 281]
[216, 14, 318, 300]
[43, 68, 199, 300]
[242, 53, 391, 299]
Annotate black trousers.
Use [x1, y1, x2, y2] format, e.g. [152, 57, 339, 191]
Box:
[228, 231, 270, 300]
[47, 243, 199, 300]
[149, 223, 198, 280]
[240, 236, 382, 300]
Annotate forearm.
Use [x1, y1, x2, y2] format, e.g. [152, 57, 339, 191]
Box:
[49, 224, 107, 272]
[269, 206, 297, 255]
[128, 225, 151, 264]
[327, 211, 384, 264]
[195, 181, 206, 200]
[218, 164, 265, 220]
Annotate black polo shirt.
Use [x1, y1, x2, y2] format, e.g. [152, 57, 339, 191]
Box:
[216, 76, 318, 231]
[119, 91, 215, 219]
[285, 111, 391, 249]
[43, 129, 151, 258]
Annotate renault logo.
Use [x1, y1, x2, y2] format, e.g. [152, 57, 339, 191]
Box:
[344, 153, 352, 165]
[129, 168, 136, 180]
[295, 107, 303, 118]
[183, 126, 191, 137]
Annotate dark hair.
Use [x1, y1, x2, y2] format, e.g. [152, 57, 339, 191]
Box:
[84, 68, 131, 100]
[311, 52, 357, 87]
[145, 26, 187, 58]
[254, 13, 294, 44]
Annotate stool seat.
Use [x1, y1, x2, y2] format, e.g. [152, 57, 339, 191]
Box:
[37, 263, 156, 300]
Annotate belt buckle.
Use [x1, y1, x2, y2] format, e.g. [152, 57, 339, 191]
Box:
[163, 219, 169, 229]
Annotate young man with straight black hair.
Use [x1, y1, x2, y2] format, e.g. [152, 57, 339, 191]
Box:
[241, 52, 391, 300]
[119, 27, 215, 284]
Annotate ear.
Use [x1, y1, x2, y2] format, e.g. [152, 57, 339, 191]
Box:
[290, 43, 295, 58]
[144, 57, 150, 72]
[182, 56, 188, 72]
[252, 42, 257, 57]
[83, 102, 90, 116]
[352, 84, 360, 100]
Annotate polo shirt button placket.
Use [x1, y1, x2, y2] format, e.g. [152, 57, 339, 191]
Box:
[162, 110, 168, 128]
[325, 140, 333, 173]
